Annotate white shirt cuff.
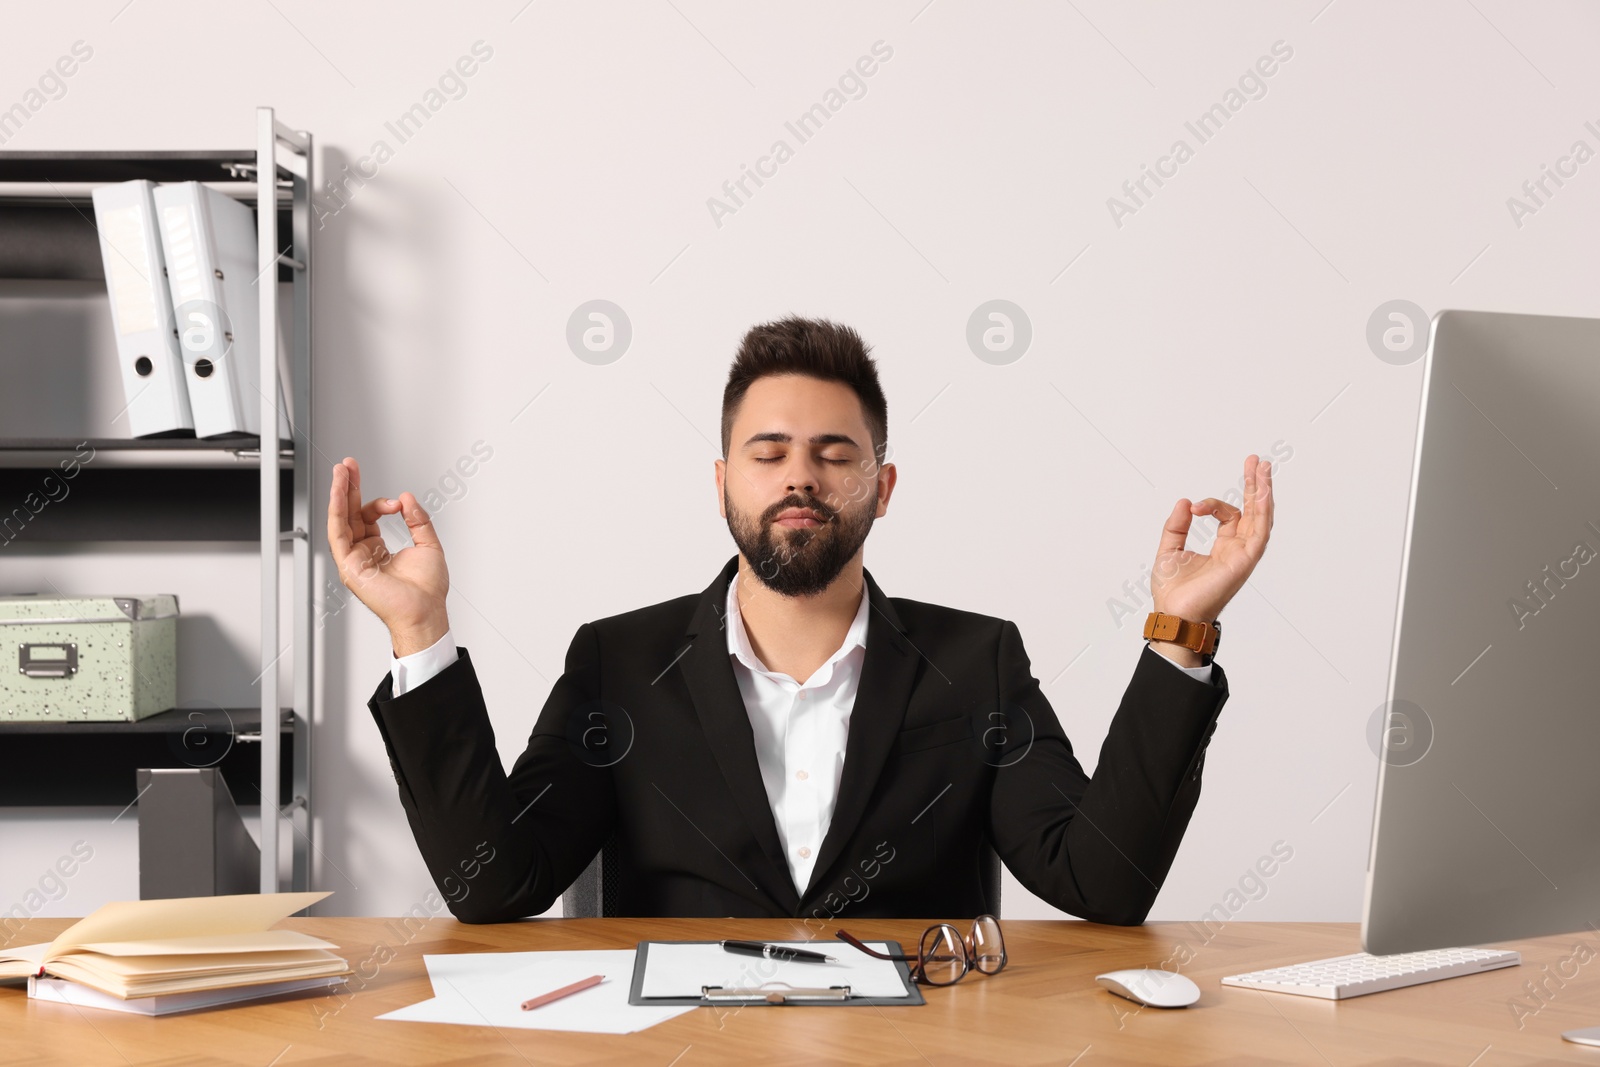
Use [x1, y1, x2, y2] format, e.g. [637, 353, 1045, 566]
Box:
[391, 627, 458, 697]
[1148, 642, 1215, 685]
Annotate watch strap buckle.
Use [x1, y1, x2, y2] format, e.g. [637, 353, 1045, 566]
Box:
[1143, 612, 1219, 656]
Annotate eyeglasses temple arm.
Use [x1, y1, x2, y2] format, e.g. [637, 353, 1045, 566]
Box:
[833, 929, 916, 962]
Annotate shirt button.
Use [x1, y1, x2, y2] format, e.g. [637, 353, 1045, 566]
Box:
[798, 846, 811, 858]
[795, 769, 809, 781]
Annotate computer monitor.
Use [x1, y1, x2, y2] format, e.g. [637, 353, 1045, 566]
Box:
[1362, 310, 1600, 960]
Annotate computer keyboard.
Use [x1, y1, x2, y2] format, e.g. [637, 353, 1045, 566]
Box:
[1221, 946, 1520, 1000]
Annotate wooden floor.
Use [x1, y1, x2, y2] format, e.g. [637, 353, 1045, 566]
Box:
[5, 916, 1600, 1065]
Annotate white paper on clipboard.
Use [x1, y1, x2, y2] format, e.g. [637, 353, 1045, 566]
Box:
[639, 941, 912, 999]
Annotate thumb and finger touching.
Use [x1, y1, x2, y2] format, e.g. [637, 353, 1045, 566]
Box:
[396, 492, 442, 550]
[1155, 498, 1194, 557]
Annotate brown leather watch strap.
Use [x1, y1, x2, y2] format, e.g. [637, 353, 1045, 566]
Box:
[1143, 611, 1220, 656]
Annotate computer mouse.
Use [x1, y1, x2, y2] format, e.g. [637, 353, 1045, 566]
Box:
[1095, 967, 1201, 1008]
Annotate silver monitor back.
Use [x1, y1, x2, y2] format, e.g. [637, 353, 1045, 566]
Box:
[1362, 309, 1600, 955]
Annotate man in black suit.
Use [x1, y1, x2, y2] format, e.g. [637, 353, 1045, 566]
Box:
[329, 316, 1273, 923]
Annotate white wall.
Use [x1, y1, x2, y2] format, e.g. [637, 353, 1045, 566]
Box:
[2, 1, 1596, 927]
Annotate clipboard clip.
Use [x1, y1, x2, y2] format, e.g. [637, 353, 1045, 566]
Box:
[701, 983, 852, 1004]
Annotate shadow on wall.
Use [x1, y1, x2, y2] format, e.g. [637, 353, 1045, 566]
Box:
[311, 144, 464, 917]
[0, 279, 103, 437]
[175, 609, 258, 706]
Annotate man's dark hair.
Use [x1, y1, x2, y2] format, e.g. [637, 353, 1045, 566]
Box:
[720, 315, 889, 467]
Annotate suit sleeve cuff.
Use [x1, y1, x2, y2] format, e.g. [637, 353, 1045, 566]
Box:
[1145, 641, 1216, 685]
[392, 627, 458, 697]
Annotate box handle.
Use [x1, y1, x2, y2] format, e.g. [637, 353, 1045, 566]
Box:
[19, 642, 77, 678]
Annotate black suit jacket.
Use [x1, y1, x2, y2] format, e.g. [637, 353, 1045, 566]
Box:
[367, 554, 1229, 923]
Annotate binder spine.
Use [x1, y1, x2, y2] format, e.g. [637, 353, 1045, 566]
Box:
[158, 183, 241, 437]
[92, 180, 193, 438]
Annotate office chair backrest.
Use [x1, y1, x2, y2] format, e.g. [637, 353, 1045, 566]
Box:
[561, 835, 622, 918]
[980, 841, 1002, 918]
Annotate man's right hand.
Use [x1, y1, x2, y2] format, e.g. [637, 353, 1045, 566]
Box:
[327, 456, 451, 657]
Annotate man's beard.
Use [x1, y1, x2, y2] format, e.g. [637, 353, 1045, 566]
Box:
[725, 487, 875, 598]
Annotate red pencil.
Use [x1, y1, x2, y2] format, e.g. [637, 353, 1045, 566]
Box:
[520, 974, 605, 1010]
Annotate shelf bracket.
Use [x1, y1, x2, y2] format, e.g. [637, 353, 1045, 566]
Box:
[226, 447, 294, 460]
[222, 161, 296, 186]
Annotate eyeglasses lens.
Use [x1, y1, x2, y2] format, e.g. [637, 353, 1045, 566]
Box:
[972, 915, 1005, 974]
[918, 924, 967, 985]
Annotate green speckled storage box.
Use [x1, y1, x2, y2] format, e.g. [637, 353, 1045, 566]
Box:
[0, 594, 178, 722]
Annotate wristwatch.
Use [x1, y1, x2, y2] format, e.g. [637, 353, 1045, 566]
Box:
[1143, 611, 1221, 665]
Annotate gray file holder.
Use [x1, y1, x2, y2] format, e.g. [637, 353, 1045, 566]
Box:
[136, 766, 261, 898]
[629, 940, 926, 1007]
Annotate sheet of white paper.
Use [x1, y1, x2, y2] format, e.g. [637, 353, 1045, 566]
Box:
[640, 941, 911, 999]
[383, 992, 684, 1034]
[375, 950, 692, 1034]
[418, 951, 551, 989]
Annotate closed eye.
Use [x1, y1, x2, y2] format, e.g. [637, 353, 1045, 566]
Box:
[755, 458, 851, 464]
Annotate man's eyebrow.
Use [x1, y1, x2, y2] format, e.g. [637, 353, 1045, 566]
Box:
[742, 432, 861, 450]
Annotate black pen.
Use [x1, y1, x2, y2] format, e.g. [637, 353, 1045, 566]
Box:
[720, 939, 837, 963]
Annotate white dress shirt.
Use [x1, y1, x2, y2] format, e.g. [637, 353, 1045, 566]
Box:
[725, 571, 870, 895]
[388, 575, 1216, 896]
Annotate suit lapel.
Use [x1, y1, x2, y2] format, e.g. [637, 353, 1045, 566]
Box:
[803, 567, 918, 901]
[678, 555, 799, 913]
[677, 556, 920, 915]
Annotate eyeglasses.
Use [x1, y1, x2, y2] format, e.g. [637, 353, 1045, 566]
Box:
[834, 915, 1007, 986]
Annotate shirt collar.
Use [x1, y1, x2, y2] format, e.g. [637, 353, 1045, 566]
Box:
[726, 569, 870, 679]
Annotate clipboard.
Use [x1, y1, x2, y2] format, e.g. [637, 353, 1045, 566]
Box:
[628, 940, 926, 1007]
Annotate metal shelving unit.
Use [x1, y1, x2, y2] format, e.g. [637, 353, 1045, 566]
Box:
[0, 108, 315, 897]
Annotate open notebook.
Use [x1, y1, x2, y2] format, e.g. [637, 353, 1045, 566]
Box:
[0, 891, 350, 1002]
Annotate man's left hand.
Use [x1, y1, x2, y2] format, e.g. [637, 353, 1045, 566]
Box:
[1147, 454, 1275, 665]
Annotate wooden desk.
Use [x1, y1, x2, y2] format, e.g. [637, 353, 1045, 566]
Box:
[5, 917, 1599, 1065]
